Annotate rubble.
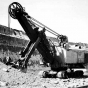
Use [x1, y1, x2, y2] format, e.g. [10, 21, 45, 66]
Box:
[0, 61, 88, 88]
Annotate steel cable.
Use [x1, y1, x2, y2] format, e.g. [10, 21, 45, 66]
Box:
[27, 16, 60, 36]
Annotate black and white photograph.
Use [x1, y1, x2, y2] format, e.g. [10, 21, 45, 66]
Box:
[0, 0, 88, 88]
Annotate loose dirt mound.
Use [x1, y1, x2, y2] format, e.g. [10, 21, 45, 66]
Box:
[0, 61, 88, 88]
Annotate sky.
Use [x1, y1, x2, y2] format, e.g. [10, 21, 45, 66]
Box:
[0, 0, 88, 43]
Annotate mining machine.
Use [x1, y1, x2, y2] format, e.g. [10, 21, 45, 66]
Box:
[8, 2, 87, 78]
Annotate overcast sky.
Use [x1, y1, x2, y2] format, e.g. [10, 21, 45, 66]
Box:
[0, 0, 88, 43]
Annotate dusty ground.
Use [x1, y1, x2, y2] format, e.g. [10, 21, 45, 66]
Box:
[0, 55, 88, 88]
[0, 62, 88, 88]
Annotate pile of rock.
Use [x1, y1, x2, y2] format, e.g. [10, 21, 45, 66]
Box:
[0, 61, 88, 88]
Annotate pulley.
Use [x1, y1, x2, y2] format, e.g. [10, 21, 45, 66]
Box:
[8, 2, 23, 19]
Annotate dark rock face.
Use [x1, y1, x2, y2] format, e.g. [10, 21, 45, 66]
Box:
[0, 24, 29, 49]
[0, 25, 29, 61]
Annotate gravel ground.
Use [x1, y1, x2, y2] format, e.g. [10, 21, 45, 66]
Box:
[0, 62, 88, 88]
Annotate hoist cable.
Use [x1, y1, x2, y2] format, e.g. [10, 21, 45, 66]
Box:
[30, 16, 60, 36]
[27, 19, 58, 36]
